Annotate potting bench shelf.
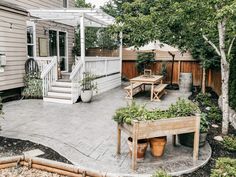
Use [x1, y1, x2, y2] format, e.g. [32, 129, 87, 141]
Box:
[116, 114, 201, 170]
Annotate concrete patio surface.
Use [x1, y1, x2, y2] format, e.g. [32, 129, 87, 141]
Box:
[1, 86, 211, 176]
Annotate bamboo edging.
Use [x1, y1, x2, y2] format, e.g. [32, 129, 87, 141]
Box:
[0, 155, 108, 177]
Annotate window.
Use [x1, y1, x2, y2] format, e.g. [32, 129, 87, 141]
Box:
[27, 21, 36, 58]
[63, 0, 68, 8]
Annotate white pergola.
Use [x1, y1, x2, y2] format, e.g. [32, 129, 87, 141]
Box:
[29, 8, 122, 72]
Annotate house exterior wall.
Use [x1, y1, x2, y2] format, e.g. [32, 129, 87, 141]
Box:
[6, 0, 75, 9]
[0, 6, 28, 91]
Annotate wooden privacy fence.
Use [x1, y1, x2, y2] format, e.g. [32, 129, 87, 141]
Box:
[122, 60, 222, 95]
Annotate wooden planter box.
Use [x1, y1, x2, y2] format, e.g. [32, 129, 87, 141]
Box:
[116, 114, 201, 170]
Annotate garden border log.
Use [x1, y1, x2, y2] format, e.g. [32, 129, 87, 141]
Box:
[0, 155, 108, 177]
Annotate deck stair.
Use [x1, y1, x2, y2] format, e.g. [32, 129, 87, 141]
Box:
[43, 79, 74, 104]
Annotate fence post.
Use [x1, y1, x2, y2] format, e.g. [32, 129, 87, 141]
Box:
[105, 58, 108, 76]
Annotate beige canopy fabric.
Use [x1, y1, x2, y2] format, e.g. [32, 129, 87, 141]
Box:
[126, 41, 179, 52]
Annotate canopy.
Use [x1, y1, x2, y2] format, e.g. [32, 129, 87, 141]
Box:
[127, 41, 179, 52]
[29, 8, 115, 27]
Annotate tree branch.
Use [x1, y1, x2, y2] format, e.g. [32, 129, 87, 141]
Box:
[202, 34, 221, 56]
[227, 36, 236, 57]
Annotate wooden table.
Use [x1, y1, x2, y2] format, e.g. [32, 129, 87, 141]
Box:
[130, 75, 163, 101]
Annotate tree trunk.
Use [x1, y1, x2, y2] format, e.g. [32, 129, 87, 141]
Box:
[218, 19, 230, 134]
[202, 67, 206, 94]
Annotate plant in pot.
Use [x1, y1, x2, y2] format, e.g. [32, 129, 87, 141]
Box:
[80, 72, 97, 103]
[178, 113, 209, 147]
[136, 52, 156, 74]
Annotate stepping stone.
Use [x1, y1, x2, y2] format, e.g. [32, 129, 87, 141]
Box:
[214, 136, 223, 142]
[23, 149, 44, 157]
[212, 124, 219, 128]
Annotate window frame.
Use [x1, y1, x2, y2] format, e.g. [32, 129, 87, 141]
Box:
[63, 0, 68, 8]
[26, 21, 36, 59]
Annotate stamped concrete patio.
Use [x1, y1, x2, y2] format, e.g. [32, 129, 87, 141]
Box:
[1, 86, 211, 176]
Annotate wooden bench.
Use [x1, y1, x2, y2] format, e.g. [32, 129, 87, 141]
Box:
[124, 83, 143, 99]
[153, 84, 168, 101]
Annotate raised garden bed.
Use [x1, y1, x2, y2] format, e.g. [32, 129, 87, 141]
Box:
[117, 114, 201, 170]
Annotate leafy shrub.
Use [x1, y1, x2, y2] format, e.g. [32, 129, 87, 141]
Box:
[22, 73, 42, 99]
[168, 99, 200, 117]
[222, 136, 236, 151]
[229, 50, 236, 110]
[113, 99, 200, 124]
[200, 113, 209, 133]
[151, 170, 171, 177]
[207, 105, 222, 122]
[211, 158, 236, 177]
[195, 92, 212, 107]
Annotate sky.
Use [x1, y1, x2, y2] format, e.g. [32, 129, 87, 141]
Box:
[86, 0, 109, 8]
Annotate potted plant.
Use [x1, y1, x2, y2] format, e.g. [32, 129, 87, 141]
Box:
[150, 136, 167, 157]
[179, 113, 209, 147]
[80, 72, 97, 103]
[127, 137, 148, 160]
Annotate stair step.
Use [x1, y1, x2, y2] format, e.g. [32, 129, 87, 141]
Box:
[48, 91, 72, 98]
[44, 96, 73, 104]
[52, 82, 72, 87]
[50, 86, 71, 93]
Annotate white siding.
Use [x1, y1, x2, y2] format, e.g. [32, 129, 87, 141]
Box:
[0, 9, 28, 91]
[5, 0, 75, 9]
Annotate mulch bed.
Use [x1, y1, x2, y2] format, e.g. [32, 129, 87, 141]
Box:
[181, 87, 236, 177]
[0, 136, 71, 164]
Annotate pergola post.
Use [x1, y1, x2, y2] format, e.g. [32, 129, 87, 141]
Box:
[119, 31, 123, 75]
[80, 13, 85, 73]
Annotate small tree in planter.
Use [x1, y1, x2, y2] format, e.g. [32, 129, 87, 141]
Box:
[136, 52, 156, 74]
[80, 72, 97, 103]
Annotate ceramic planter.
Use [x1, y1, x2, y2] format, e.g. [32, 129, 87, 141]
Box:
[81, 90, 93, 103]
[127, 137, 148, 160]
[150, 136, 167, 157]
[179, 132, 208, 147]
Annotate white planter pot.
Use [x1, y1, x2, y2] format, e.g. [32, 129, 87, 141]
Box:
[81, 90, 93, 103]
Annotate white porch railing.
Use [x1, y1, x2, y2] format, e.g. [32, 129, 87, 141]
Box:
[70, 59, 83, 103]
[84, 57, 120, 76]
[35, 57, 53, 73]
[40, 56, 58, 97]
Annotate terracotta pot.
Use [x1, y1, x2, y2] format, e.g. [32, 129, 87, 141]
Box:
[127, 137, 148, 159]
[179, 132, 208, 147]
[150, 136, 167, 157]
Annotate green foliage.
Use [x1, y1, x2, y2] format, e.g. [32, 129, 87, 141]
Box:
[80, 72, 97, 91]
[222, 136, 236, 151]
[22, 73, 42, 99]
[229, 46, 236, 110]
[200, 113, 209, 133]
[211, 158, 236, 177]
[196, 93, 212, 107]
[168, 99, 200, 117]
[195, 92, 222, 123]
[136, 52, 155, 74]
[113, 99, 200, 124]
[151, 170, 171, 177]
[207, 105, 222, 123]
